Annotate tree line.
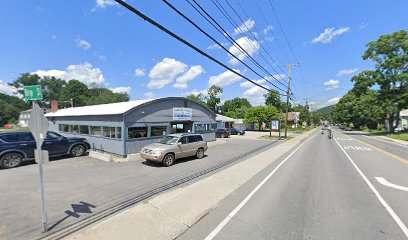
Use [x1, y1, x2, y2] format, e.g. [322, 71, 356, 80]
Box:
[0, 73, 129, 125]
[332, 30, 407, 133]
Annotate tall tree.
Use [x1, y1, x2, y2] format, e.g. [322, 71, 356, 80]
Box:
[60, 80, 89, 107]
[0, 93, 29, 125]
[264, 90, 283, 109]
[186, 93, 206, 105]
[9, 73, 41, 95]
[244, 105, 279, 130]
[85, 88, 129, 105]
[206, 85, 223, 113]
[353, 30, 408, 132]
[223, 97, 251, 113]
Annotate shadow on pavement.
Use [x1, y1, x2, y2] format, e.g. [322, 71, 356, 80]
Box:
[48, 201, 96, 231]
[142, 155, 208, 168]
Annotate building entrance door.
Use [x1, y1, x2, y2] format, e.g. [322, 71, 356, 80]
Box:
[171, 122, 192, 134]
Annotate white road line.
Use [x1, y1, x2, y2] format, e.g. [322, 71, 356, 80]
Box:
[376, 177, 408, 192]
[204, 133, 317, 240]
[334, 137, 408, 238]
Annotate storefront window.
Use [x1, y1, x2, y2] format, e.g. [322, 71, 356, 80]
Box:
[79, 125, 89, 135]
[195, 123, 215, 133]
[90, 126, 102, 136]
[70, 125, 79, 133]
[103, 127, 115, 138]
[59, 124, 69, 132]
[151, 126, 167, 137]
[128, 127, 148, 139]
[116, 127, 122, 139]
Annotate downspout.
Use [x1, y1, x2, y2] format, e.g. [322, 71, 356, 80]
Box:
[122, 114, 127, 157]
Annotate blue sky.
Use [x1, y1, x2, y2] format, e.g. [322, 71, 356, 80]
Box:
[0, 0, 407, 109]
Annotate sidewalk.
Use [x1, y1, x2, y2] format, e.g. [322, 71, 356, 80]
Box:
[62, 130, 316, 240]
[375, 135, 408, 146]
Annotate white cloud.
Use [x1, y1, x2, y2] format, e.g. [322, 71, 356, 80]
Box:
[95, 0, 117, 8]
[270, 74, 286, 81]
[328, 97, 340, 104]
[207, 42, 230, 50]
[312, 27, 350, 44]
[228, 36, 260, 65]
[32, 62, 105, 86]
[243, 85, 268, 106]
[173, 65, 205, 89]
[240, 79, 266, 88]
[323, 79, 340, 90]
[336, 68, 358, 77]
[110, 86, 131, 94]
[0, 80, 20, 96]
[263, 25, 273, 35]
[234, 19, 255, 34]
[208, 69, 242, 87]
[184, 89, 208, 97]
[134, 68, 145, 77]
[144, 92, 155, 99]
[76, 38, 91, 50]
[98, 55, 107, 61]
[147, 58, 187, 89]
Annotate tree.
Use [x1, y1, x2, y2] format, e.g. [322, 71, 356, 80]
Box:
[60, 80, 89, 107]
[85, 88, 129, 105]
[223, 97, 251, 112]
[186, 93, 206, 105]
[0, 93, 29, 125]
[206, 85, 223, 113]
[352, 30, 408, 132]
[244, 105, 279, 130]
[264, 90, 283, 109]
[9, 73, 41, 95]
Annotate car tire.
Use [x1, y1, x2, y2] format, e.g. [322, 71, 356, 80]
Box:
[162, 153, 175, 167]
[1, 152, 23, 169]
[70, 145, 86, 157]
[196, 148, 204, 159]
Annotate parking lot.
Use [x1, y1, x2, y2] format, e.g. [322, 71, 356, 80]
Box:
[0, 136, 283, 240]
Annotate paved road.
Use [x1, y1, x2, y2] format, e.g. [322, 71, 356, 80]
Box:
[179, 130, 408, 240]
[0, 138, 281, 240]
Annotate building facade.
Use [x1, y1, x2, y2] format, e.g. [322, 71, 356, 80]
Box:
[46, 97, 216, 156]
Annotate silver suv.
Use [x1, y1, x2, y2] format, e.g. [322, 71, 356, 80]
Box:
[140, 134, 208, 166]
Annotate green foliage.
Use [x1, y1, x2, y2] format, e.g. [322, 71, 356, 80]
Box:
[186, 93, 206, 105]
[315, 105, 335, 115]
[264, 90, 283, 109]
[244, 105, 279, 130]
[222, 98, 251, 118]
[205, 85, 223, 113]
[85, 88, 129, 105]
[0, 93, 29, 125]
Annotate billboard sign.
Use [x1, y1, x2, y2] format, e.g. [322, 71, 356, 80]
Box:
[173, 107, 192, 120]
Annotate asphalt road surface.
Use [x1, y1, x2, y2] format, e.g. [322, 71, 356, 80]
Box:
[179, 130, 408, 240]
[0, 138, 281, 240]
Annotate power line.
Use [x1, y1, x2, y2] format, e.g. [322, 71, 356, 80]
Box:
[162, 0, 286, 92]
[186, 0, 288, 92]
[113, 0, 287, 96]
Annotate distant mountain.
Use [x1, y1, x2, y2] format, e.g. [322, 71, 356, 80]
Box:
[315, 105, 335, 115]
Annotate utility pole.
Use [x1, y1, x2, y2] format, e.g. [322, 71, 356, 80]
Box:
[284, 63, 299, 138]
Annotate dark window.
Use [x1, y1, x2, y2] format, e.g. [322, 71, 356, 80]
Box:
[188, 135, 196, 143]
[90, 126, 102, 136]
[70, 125, 79, 133]
[59, 124, 69, 132]
[116, 127, 122, 139]
[178, 136, 188, 144]
[0, 134, 18, 142]
[128, 127, 148, 139]
[195, 123, 215, 133]
[79, 125, 89, 135]
[103, 127, 115, 138]
[0, 133, 34, 142]
[151, 126, 167, 137]
[195, 135, 203, 142]
[19, 133, 35, 141]
[46, 132, 62, 140]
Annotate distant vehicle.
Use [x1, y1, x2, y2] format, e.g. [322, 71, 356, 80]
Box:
[344, 127, 352, 131]
[228, 128, 245, 135]
[339, 125, 345, 130]
[3, 124, 13, 129]
[0, 131, 90, 169]
[140, 134, 208, 167]
[215, 129, 231, 138]
[322, 125, 329, 130]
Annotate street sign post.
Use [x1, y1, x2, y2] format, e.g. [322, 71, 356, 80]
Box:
[28, 102, 49, 233]
[23, 85, 43, 101]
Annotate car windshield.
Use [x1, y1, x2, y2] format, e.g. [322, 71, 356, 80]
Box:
[158, 136, 179, 145]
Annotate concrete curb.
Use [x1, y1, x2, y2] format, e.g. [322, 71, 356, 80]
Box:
[68, 130, 316, 240]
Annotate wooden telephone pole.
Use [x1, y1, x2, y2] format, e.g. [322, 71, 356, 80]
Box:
[284, 63, 299, 138]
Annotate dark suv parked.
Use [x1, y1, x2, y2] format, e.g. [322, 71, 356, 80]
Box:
[0, 131, 90, 169]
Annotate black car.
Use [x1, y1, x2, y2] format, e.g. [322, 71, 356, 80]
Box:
[228, 128, 245, 135]
[0, 131, 90, 169]
[215, 129, 231, 138]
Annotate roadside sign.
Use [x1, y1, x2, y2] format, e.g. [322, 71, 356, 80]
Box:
[271, 119, 280, 130]
[28, 103, 49, 145]
[27, 102, 49, 233]
[24, 85, 43, 101]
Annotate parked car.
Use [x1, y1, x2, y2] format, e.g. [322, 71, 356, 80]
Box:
[215, 128, 230, 138]
[140, 134, 208, 167]
[0, 131, 90, 169]
[228, 128, 245, 135]
[344, 127, 352, 131]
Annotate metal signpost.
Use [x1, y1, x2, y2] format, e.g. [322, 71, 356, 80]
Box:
[25, 85, 49, 233]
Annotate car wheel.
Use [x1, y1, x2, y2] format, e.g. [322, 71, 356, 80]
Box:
[196, 148, 204, 159]
[162, 153, 175, 167]
[1, 152, 23, 169]
[70, 145, 86, 157]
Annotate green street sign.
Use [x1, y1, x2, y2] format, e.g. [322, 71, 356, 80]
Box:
[24, 85, 43, 101]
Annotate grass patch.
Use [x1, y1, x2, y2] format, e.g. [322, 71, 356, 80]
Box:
[0, 127, 29, 133]
[287, 127, 314, 134]
[386, 133, 408, 142]
[259, 135, 293, 141]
